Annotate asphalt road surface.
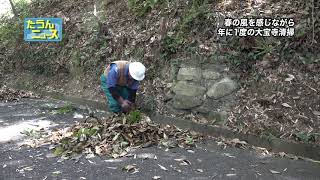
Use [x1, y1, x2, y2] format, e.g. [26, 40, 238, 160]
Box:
[0, 99, 319, 180]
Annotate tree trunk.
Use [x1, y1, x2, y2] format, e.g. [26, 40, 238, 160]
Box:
[8, 0, 18, 18]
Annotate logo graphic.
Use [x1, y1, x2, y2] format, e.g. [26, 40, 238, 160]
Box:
[24, 18, 63, 42]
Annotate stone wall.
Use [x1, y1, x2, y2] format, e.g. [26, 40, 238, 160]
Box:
[166, 61, 238, 125]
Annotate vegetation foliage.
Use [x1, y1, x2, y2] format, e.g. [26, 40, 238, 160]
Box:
[51, 104, 74, 114]
[127, 0, 162, 17]
[127, 110, 142, 124]
[0, 0, 30, 45]
[161, 0, 213, 59]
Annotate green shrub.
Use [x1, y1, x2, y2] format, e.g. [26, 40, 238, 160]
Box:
[127, 110, 142, 124]
[127, 0, 162, 17]
[250, 39, 277, 60]
[51, 103, 74, 114]
[295, 132, 316, 143]
[0, 0, 31, 44]
[160, 0, 211, 59]
[161, 34, 185, 59]
[178, 1, 209, 33]
[222, 37, 279, 69]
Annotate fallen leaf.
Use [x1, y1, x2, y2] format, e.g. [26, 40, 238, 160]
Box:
[52, 170, 61, 175]
[187, 150, 195, 153]
[73, 112, 84, 119]
[174, 158, 184, 161]
[163, 133, 168, 140]
[85, 153, 95, 159]
[119, 151, 128, 157]
[137, 153, 156, 159]
[23, 166, 33, 171]
[312, 111, 320, 116]
[230, 138, 247, 147]
[196, 169, 204, 172]
[45, 153, 56, 158]
[226, 174, 237, 177]
[87, 160, 95, 164]
[285, 74, 295, 82]
[131, 168, 139, 174]
[283, 168, 287, 172]
[111, 153, 120, 159]
[123, 164, 138, 173]
[157, 164, 168, 171]
[270, 170, 281, 174]
[95, 144, 111, 155]
[112, 133, 120, 142]
[292, 96, 300, 100]
[104, 159, 123, 163]
[174, 158, 191, 166]
[278, 152, 286, 158]
[223, 153, 236, 158]
[170, 165, 182, 173]
[180, 161, 189, 166]
[153, 176, 161, 179]
[281, 103, 292, 108]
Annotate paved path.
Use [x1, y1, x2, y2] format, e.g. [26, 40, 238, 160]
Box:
[0, 99, 319, 180]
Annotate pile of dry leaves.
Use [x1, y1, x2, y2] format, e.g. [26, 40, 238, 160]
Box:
[0, 85, 39, 102]
[48, 114, 202, 158]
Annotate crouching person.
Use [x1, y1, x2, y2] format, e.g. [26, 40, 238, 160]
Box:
[100, 60, 146, 113]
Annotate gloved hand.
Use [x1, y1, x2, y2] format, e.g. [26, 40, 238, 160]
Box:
[121, 100, 132, 113]
[129, 102, 136, 110]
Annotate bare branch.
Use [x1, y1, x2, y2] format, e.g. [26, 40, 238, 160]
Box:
[311, 0, 315, 45]
[8, 0, 18, 18]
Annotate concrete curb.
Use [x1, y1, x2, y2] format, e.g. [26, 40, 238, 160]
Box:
[150, 113, 320, 161]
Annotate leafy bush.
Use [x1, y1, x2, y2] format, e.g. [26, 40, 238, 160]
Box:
[294, 132, 316, 143]
[161, 34, 185, 59]
[127, 0, 162, 17]
[222, 36, 279, 69]
[127, 110, 142, 124]
[51, 104, 74, 114]
[160, 0, 211, 59]
[178, 0, 209, 33]
[0, 0, 31, 44]
[250, 39, 277, 60]
[0, 19, 20, 44]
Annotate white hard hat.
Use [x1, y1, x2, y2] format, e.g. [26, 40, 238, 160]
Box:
[129, 62, 146, 81]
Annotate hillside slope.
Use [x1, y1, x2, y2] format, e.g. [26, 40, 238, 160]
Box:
[0, 0, 319, 144]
